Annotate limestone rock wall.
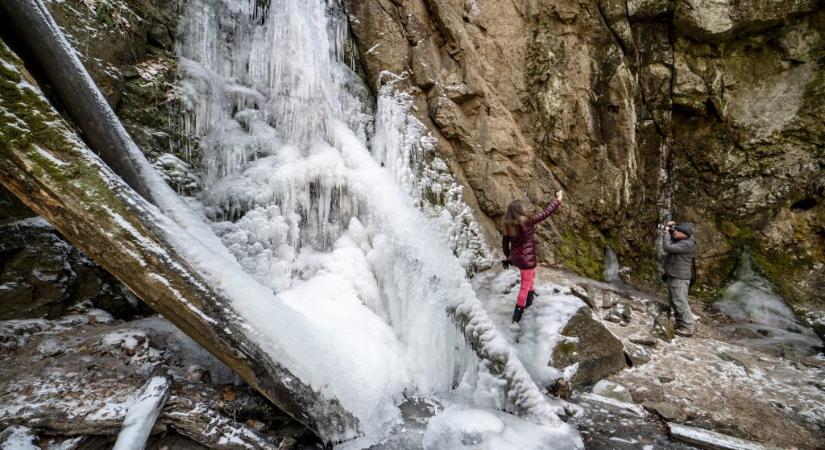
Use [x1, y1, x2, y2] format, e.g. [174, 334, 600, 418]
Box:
[342, 0, 824, 309]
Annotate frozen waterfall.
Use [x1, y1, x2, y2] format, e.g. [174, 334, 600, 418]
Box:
[175, 0, 580, 446]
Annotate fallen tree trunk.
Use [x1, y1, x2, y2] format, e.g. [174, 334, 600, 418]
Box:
[164, 395, 297, 450]
[0, 41, 359, 443]
[666, 423, 776, 450]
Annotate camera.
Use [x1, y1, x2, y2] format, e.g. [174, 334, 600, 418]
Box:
[657, 223, 675, 233]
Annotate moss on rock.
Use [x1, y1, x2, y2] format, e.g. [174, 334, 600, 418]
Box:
[557, 230, 608, 281]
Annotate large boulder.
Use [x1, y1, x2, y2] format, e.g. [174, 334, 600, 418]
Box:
[674, 0, 820, 40]
[551, 307, 626, 388]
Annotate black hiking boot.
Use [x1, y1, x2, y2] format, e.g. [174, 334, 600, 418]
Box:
[525, 290, 537, 309]
[512, 305, 524, 323]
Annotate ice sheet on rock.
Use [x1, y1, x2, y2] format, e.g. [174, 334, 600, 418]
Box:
[577, 393, 647, 417]
[604, 246, 620, 283]
[371, 83, 493, 273]
[422, 402, 582, 450]
[471, 270, 585, 388]
[716, 253, 821, 355]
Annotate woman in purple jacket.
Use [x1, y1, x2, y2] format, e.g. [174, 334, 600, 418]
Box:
[501, 190, 564, 323]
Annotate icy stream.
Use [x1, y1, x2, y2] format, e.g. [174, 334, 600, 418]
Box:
[175, 0, 579, 447]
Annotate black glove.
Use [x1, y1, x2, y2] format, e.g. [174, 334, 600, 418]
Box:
[501, 259, 511, 270]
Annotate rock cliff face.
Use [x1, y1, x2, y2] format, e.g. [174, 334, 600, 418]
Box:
[341, 0, 824, 310]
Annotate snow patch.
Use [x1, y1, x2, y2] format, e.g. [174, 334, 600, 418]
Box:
[422, 402, 581, 450]
[0, 426, 39, 450]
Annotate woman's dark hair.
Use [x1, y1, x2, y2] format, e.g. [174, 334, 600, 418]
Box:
[503, 200, 530, 237]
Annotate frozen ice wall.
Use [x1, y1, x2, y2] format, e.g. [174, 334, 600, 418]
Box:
[716, 252, 821, 355]
[603, 246, 619, 283]
[371, 84, 494, 273]
[177, 0, 372, 291]
[173, 0, 541, 440]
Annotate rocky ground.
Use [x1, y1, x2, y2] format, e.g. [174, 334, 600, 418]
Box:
[0, 307, 318, 449]
[3, 262, 821, 449]
[531, 267, 825, 449]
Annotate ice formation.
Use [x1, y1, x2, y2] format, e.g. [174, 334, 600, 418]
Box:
[170, 0, 580, 446]
[603, 246, 620, 283]
[0, 426, 39, 450]
[715, 252, 821, 355]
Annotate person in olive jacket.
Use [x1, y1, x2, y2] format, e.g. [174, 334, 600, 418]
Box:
[501, 190, 564, 323]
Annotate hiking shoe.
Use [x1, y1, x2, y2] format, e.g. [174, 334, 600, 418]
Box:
[675, 327, 694, 337]
[512, 305, 524, 323]
[525, 290, 537, 309]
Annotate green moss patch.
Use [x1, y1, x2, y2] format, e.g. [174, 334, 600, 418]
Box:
[557, 229, 607, 280]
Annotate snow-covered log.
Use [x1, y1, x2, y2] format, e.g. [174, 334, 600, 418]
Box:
[112, 375, 173, 450]
[0, 41, 358, 443]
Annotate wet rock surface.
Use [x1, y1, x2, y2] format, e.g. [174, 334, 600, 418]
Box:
[0, 218, 142, 320]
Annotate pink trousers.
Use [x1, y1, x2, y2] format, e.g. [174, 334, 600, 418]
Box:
[516, 268, 536, 308]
